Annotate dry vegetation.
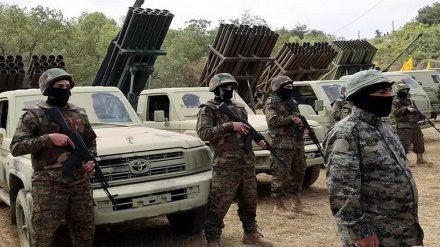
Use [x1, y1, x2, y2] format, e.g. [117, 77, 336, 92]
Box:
[1, 122, 439, 247]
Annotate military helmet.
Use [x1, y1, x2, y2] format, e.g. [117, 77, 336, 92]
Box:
[395, 82, 410, 92]
[208, 73, 238, 92]
[38, 68, 75, 96]
[345, 70, 392, 100]
[271, 75, 293, 92]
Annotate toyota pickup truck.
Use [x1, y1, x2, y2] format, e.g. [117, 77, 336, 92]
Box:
[135, 87, 325, 188]
[0, 86, 212, 246]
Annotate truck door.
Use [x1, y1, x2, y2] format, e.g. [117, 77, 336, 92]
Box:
[142, 94, 180, 131]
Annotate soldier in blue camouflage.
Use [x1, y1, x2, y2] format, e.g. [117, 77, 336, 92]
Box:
[331, 86, 353, 122]
[263, 75, 313, 219]
[10, 68, 97, 247]
[323, 70, 423, 247]
[392, 82, 429, 164]
[197, 73, 273, 247]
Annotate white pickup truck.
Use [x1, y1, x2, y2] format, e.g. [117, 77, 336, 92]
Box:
[135, 87, 325, 188]
[0, 86, 213, 246]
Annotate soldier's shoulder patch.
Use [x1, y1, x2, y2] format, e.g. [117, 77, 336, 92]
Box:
[364, 137, 378, 146]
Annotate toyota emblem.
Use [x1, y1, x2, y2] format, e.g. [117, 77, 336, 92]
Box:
[129, 159, 150, 174]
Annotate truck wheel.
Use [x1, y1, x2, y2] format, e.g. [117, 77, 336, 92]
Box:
[302, 166, 320, 188]
[16, 189, 32, 247]
[166, 206, 207, 234]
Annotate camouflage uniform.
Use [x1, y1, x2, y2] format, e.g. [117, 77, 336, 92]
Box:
[197, 98, 258, 242]
[392, 86, 424, 154]
[10, 68, 97, 247]
[263, 94, 306, 197]
[197, 73, 272, 247]
[324, 70, 423, 247]
[331, 99, 352, 121]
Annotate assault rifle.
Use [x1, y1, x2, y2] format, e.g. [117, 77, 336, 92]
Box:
[45, 107, 118, 209]
[413, 108, 440, 134]
[217, 102, 289, 167]
[285, 101, 324, 157]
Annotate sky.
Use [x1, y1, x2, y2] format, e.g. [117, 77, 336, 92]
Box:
[2, 0, 438, 39]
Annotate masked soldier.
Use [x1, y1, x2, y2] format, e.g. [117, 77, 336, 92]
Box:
[324, 70, 423, 247]
[392, 82, 429, 164]
[263, 75, 314, 219]
[331, 86, 353, 122]
[196, 73, 273, 247]
[10, 68, 97, 247]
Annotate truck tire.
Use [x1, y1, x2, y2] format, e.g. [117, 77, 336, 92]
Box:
[166, 206, 207, 234]
[16, 189, 32, 247]
[302, 166, 320, 188]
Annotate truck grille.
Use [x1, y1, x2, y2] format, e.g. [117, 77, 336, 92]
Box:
[90, 151, 185, 183]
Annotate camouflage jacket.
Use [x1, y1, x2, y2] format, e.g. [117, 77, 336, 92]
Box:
[196, 98, 254, 166]
[323, 106, 423, 247]
[263, 94, 303, 149]
[331, 99, 352, 121]
[392, 96, 421, 128]
[10, 101, 97, 172]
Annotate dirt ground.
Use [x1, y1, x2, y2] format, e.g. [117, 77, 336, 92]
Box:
[1, 122, 439, 247]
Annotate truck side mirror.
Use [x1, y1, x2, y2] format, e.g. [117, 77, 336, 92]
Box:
[314, 99, 324, 112]
[154, 110, 165, 122]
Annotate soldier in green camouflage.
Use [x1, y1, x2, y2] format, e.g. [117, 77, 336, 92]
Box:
[197, 73, 273, 247]
[331, 86, 353, 122]
[323, 70, 423, 247]
[263, 75, 313, 219]
[10, 68, 97, 247]
[392, 82, 429, 164]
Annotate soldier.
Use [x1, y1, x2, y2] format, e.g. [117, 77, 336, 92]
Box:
[331, 86, 353, 122]
[10, 68, 97, 247]
[196, 73, 273, 247]
[392, 82, 429, 164]
[263, 75, 313, 218]
[323, 70, 424, 247]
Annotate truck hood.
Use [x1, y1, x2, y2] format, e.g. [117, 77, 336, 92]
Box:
[95, 126, 205, 155]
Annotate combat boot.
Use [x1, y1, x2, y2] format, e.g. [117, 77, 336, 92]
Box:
[206, 240, 222, 247]
[242, 231, 274, 247]
[290, 193, 315, 216]
[416, 153, 429, 164]
[273, 197, 296, 219]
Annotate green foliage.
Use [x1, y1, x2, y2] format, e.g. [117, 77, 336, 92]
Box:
[416, 2, 440, 25]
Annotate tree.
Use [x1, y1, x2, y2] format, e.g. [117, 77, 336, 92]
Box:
[416, 2, 440, 25]
[225, 10, 269, 27]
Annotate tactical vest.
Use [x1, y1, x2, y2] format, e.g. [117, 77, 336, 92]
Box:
[26, 102, 87, 170]
[201, 99, 247, 153]
[266, 96, 297, 137]
[393, 97, 418, 128]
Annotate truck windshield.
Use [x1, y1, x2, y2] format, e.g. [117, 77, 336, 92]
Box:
[176, 91, 254, 119]
[19, 92, 139, 125]
[321, 84, 342, 102]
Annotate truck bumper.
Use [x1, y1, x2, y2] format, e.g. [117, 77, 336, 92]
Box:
[254, 145, 324, 173]
[92, 170, 211, 225]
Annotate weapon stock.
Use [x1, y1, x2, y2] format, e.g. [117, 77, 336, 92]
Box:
[45, 107, 119, 209]
[216, 102, 289, 167]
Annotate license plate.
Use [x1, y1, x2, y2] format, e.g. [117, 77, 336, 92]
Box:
[132, 193, 171, 207]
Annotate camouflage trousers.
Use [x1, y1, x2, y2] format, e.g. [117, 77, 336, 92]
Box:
[204, 157, 258, 242]
[397, 127, 425, 154]
[270, 147, 306, 198]
[31, 169, 94, 247]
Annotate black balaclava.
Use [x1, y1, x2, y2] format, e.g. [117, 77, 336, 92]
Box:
[351, 82, 393, 117]
[46, 86, 71, 108]
[214, 86, 234, 102]
[397, 90, 409, 98]
[277, 83, 293, 100]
